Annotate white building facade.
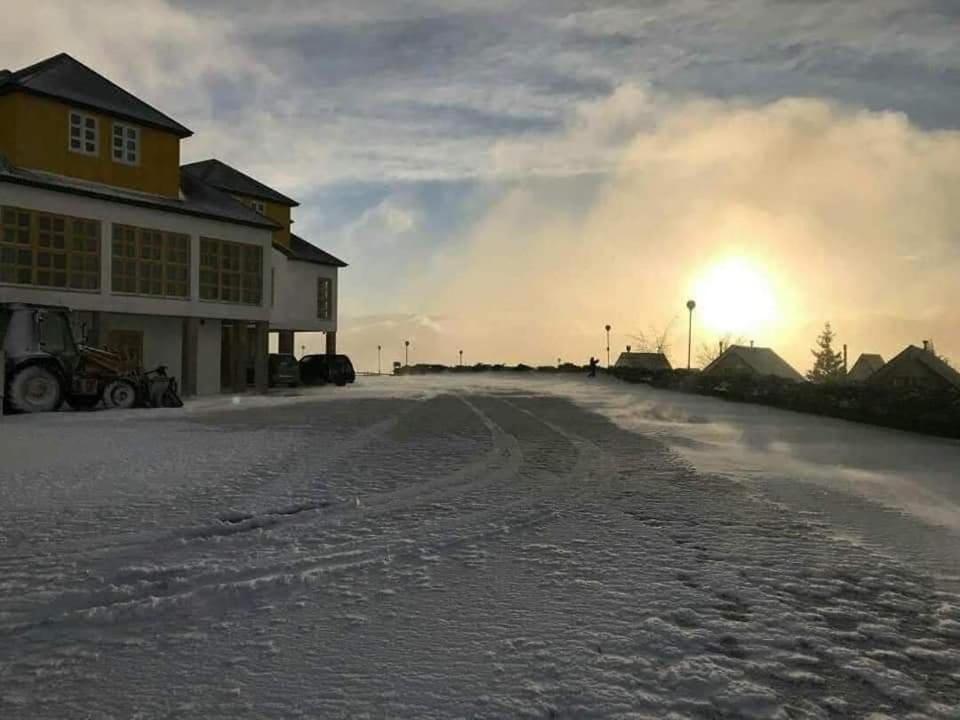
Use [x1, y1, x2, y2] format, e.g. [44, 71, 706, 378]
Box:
[0, 53, 346, 396]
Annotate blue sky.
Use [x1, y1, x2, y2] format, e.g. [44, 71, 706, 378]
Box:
[3, 1, 960, 369]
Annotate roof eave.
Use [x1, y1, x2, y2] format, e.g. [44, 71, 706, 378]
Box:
[0, 173, 276, 230]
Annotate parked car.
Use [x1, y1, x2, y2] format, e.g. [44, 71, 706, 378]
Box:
[244, 353, 302, 388]
[269, 353, 301, 387]
[300, 354, 356, 387]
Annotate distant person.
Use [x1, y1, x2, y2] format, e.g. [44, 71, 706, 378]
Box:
[588, 357, 599, 377]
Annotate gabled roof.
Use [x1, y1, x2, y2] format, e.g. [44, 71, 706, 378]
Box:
[703, 345, 805, 382]
[0, 160, 279, 230]
[181, 159, 299, 207]
[868, 345, 960, 390]
[614, 352, 672, 371]
[847, 353, 885, 382]
[274, 234, 348, 268]
[0, 53, 192, 137]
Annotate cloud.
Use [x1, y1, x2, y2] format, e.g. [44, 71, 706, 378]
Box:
[4, 1, 960, 375]
[344, 199, 420, 243]
[5, 0, 958, 199]
[336, 87, 960, 373]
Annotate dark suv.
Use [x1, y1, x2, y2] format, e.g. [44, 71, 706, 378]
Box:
[244, 353, 301, 388]
[269, 353, 301, 387]
[300, 354, 356, 387]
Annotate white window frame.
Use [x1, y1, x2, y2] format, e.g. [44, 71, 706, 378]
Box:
[111, 122, 140, 166]
[251, 199, 266, 215]
[68, 110, 99, 156]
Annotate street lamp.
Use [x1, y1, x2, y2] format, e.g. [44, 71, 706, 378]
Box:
[605, 324, 612, 368]
[377, 345, 382, 375]
[404, 340, 410, 367]
[686, 299, 696, 370]
[459, 349, 463, 367]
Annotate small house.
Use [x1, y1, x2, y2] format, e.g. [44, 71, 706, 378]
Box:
[846, 353, 885, 383]
[701, 345, 804, 382]
[613, 352, 672, 372]
[867, 344, 960, 392]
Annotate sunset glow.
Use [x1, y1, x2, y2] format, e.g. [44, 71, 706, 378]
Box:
[691, 257, 779, 338]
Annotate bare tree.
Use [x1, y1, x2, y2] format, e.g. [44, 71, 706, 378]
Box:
[628, 317, 677, 356]
[696, 333, 746, 368]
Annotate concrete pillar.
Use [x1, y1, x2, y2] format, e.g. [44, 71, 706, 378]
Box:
[230, 323, 247, 394]
[325, 331, 337, 356]
[277, 329, 294, 355]
[180, 317, 199, 397]
[254, 321, 269, 393]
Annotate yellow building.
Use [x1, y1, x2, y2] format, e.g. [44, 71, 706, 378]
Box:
[0, 53, 346, 396]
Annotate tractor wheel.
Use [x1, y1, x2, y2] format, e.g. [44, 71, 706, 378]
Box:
[104, 380, 138, 409]
[8, 366, 63, 413]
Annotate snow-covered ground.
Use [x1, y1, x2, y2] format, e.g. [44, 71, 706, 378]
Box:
[1, 375, 959, 718]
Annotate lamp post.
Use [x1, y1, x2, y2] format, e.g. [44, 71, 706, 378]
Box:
[686, 299, 696, 370]
[377, 345, 382, 375]
[605, 324, 611, 368]
[459, 349, 463, 367]
[404, 340, 410, 367]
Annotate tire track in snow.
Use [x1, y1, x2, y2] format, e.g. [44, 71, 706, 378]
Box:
[0, 393, 610, 636]
[0, 395, 518, 632]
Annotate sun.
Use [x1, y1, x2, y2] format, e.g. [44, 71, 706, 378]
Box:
[691, 257, 779, 337]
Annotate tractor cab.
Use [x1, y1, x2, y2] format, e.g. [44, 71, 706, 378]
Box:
[2, 303, 106, 412]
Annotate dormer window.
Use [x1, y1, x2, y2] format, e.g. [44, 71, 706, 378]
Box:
[250, 200, 265, 215]
[112, 122, 140, 165]
[69, 110, 98, 156]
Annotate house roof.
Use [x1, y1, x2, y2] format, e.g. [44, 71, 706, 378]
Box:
[868, 345, 960, 390]
[847, 353, 885, 382]
[0, 53, 192, 138]
[614, 352, 672, 371]
[703, 345, 805, 382]
[181, 159, 300, 207]
[0, 157, 279, 230]
[274, 233, 348, 268]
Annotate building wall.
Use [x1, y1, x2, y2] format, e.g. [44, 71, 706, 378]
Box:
[0, 92, 181, 197]
[873, 357, 950, 391]
[0, 182, 274, 323]
[233, 194, 291, 249]
[101, 313, 183, 382]
[0, 95, 16, 159]
[197, 318, 221, 395]
[269, 248, 338, 333]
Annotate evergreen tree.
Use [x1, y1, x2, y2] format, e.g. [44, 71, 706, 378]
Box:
[807, 322, 845, 383]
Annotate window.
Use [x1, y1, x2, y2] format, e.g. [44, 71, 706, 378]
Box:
[112, 122, 140, 165]
[69, 110, 99, 155]
[37, 309, 74, 354]
[0, 206, 101, 290]
[111, 224, 190, 298]
[317, 276, 332, 320]
[199, 237, 261, 305]
[234, 196, 266, 215]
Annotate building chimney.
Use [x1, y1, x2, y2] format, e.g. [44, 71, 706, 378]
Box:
[626, 345, 631, 352]
[843, 344, 848, 373]
[923, 340, 930, 353]
[750, 340, 754, 348]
